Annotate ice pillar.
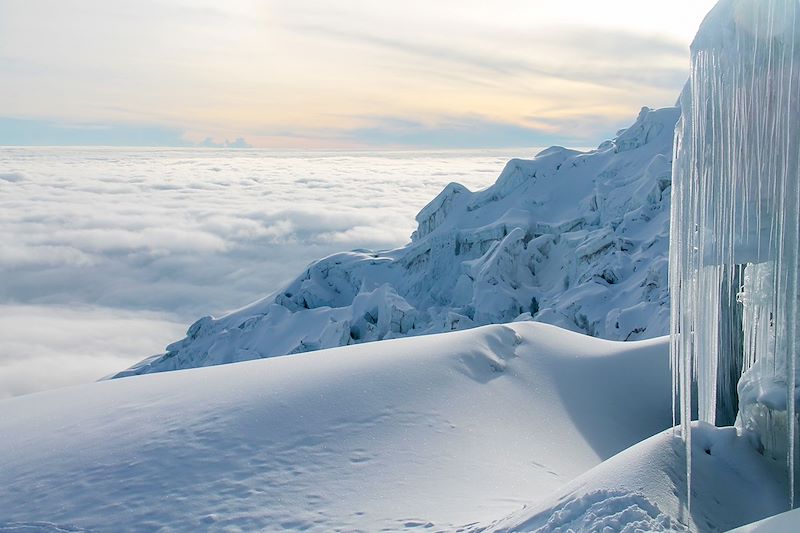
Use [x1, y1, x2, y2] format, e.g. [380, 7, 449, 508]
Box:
[670, 0, 800, 506]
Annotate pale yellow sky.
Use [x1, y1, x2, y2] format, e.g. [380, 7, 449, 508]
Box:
[0, 0, 719, 148]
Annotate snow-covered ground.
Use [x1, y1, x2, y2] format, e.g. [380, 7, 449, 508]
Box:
[0, 323, 675, 532]
[490, 422, 787, 532]
[0, 323, 788, 532]
[729, 507, 800, 533]
[119, 106, 678, 378]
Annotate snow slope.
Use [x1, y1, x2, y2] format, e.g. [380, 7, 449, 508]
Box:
[729, 507, 800, 533]
[0, 323, 673, 532]
[117, 106, 678, 377]
[488, 423, 787, 533]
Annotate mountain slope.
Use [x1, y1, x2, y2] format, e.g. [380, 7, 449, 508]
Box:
[0, 323, 672, 532]
[117, 106, 679, 377]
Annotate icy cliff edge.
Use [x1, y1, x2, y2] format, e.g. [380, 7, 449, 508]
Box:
[116, 106, 679, 377]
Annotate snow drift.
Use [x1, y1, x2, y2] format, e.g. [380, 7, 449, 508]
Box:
[3, 324, 788, 532]
[0, 323, 673, 532]
[116, 106, 679, 377]
[488, 423, 786, 533]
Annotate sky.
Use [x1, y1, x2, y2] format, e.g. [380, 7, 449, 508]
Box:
[0, 0, 718, 149]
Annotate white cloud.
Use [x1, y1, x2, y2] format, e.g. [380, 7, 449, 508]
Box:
[29, 227, 229, 254]
[0, 304, 185, 399]
[0, 147, 513, 396]
[0, 244, 96, 268]
[0, 172, 25, 182]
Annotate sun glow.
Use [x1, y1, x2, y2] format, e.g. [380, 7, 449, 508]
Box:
[0, 0, 717, 148]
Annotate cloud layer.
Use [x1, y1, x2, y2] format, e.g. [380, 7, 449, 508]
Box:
[0, 305, 185, 400]
[0, 146, 513, 397]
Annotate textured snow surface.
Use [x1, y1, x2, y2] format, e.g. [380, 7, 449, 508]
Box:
[488, 423, 786, 533]
[118, 106, 679, 377]
[0, 323, 673, 532]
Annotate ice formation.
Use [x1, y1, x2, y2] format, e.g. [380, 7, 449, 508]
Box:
[116, 106, 679, 377]
[670, 0, 800, 507]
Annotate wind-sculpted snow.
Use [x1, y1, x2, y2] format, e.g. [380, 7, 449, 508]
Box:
[1, 324, 786, 531]
[117, 106, 679, 377]
[0, 324, 674, 531]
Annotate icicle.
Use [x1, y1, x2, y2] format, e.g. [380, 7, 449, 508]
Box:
[671, 0, 800, 511]
[784, 4, 799, 507]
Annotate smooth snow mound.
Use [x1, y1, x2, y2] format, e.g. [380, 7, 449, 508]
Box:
[118, 106, 679, 378]
[0, 323, 672, 532]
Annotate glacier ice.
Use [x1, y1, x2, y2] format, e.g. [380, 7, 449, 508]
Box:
[116, 106, 680, 377]
[670, 0, 800, 508]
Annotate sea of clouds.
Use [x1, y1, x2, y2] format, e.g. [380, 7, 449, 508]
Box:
[0, 147, 514, 397]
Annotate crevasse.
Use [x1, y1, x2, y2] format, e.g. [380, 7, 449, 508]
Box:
[670, 0, 800, 508]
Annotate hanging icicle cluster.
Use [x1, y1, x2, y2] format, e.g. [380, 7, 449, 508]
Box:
[670, 0, 800, 507]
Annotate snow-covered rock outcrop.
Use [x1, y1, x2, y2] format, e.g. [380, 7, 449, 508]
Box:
[117, 106, 679, 377]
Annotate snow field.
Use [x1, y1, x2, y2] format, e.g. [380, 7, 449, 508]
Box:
[0, 323, 671, 532]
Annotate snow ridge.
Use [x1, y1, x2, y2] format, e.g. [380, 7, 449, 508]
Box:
[116, 106, 679, 377]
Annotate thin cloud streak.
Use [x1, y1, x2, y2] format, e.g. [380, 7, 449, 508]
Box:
[0, 0, 716, 148]
[290, 23, 687, 92]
